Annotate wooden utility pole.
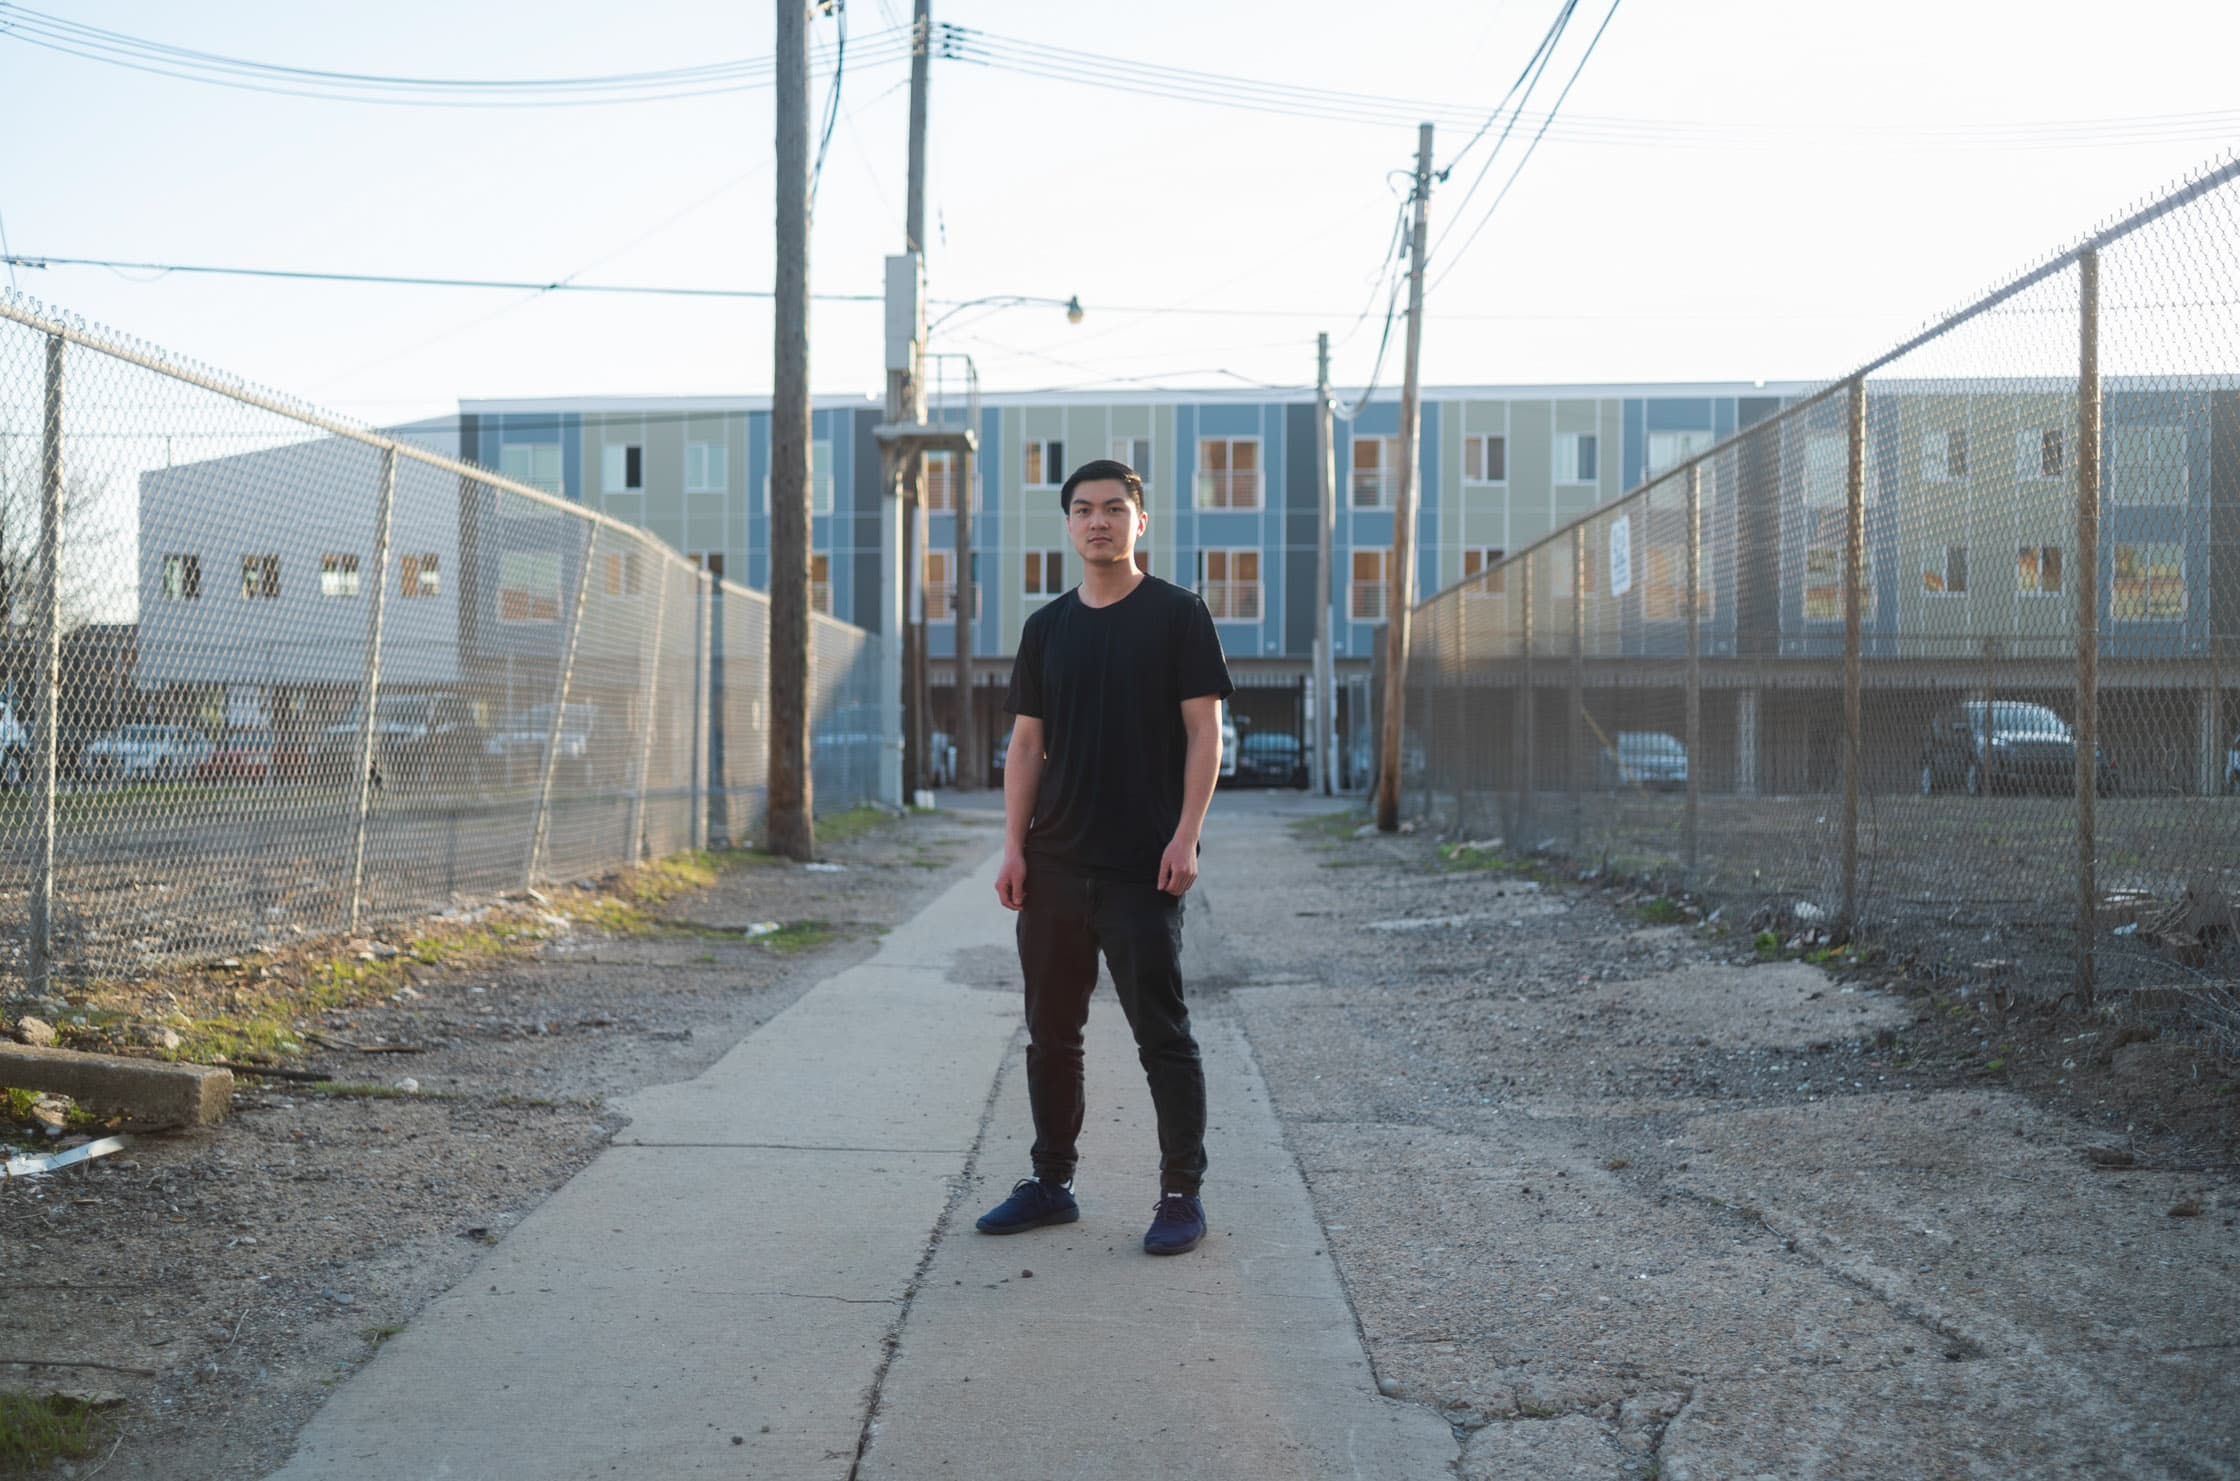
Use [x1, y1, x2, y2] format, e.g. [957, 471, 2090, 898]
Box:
[889, 0, 932, 796]
[1315, 331, 1336, 795]
[767, 0, 814, 858]
[1375, 123, 1434, 832]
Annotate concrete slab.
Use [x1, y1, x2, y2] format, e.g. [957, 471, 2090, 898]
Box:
[858, 1008, 1456, 1479]
[0, 1041, 232, 1126]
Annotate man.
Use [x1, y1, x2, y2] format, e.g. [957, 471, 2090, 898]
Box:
[976, 458, 1231, 1256]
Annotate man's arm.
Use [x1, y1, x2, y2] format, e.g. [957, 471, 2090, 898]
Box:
[1156, 695, 1223, 896]
[995, 714, 1045, 911]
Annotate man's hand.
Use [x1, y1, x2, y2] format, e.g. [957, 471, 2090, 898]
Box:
[1156, 834, 1200, 897]
[996, 848, 1029, 911]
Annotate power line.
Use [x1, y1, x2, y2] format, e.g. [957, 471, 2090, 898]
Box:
[808, 0, 847, 214]
[1428, 0, 1625, 299]
[1428, 1, 1578, 266]
[0, 255, 886, 303]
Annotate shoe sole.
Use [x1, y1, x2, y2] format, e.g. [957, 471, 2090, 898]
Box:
[975, 1206, 1080, 1235]
[1143, 1231, 1203, 1256]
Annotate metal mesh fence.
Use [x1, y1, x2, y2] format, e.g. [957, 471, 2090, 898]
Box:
[0, 294, 883, 989]
[1409, 154, 2240, 1051]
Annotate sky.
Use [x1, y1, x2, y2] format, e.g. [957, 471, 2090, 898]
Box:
[3, 0, 2238, 427]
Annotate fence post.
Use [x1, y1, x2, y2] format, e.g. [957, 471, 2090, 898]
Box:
[529, 523, 599, 887]
[26, 333, 63, 993]
[1570, 526, 1585, 852]
[347, 445, 399, 935]
[630, 554, 673, 865]
[1684, 462, 1702, 883]
[2074, 248, 2102, 1012]
[694, 568, 712, 851]
[1517, 558, 1534, 845]
[1841, 379, 1866, 933]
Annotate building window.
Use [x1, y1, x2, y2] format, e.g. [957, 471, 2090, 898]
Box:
[2108, 424, 2187, 504]
[1557, 432, 1598, 484]
[1024, 549, 1065, 597]
[1641, 546, 1715, 620]
[161, 553, 200, 601]
[1803, 543, 1874, 621]
[1922, 426, 1967, 482]
[400, 553, 440, 598]
[1350, 435, 1397, 508]
[498, 551, 561, 624]
[925, 549, 980, 618]
[499, 441, 564, 495]
[686, 440, 729, 493]
[924, 449, 960, 511]
[1462, 434, 1506, 484]
[1551, 548, 1599, 598]
[2018, 427, 2064, 479]
[1196, 437, 1261, 509]
[690, 552, 727, 582]
[240, 554, 279, 600]
[1646, 429, 1713, 479]
[2112, 543, 2186, 620]
[1110, 436, 1151, 482]
[1923, 544, 1968, 596]
[601, 550, 643, 598]
[2017, 544, 2062, 595]
[762, 441, 831, 511]
[1198, 549, 1261, 620]
[1461, 546, 1506, 595]
[1023, 439, 1065, 487]
[602, 443, 643, 492]
[319, 554, 361, 599]
[1350, 549, 1386, 622]
[810, 554, 832, 615]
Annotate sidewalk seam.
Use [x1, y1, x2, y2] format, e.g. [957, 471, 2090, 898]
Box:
[843, 1022, 1023, 1481]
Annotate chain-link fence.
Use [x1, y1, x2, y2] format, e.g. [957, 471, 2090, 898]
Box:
[0, 294, 885, 990]
[1407, 154, 2240, 1050]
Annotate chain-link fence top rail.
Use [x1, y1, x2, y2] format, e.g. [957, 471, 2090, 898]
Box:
[0, 292, 877, 988]
[1408, 152, 2240, 1047]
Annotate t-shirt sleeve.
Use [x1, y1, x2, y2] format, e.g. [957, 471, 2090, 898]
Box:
[1006, 616, 1045, 718]
[1176, 593, 1235, 702]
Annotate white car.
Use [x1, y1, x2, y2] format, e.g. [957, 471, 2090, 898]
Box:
[1220, 713, 1237, 780]
[78, 724, 214, 784]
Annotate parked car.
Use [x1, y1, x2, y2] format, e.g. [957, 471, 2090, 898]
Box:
[1234, 731, 1309, 789]
[1918, 701, 2116, 796]
[2227, 733, 2240, 794]
[195, 728, 278, 782]
[78, 724, 214, 784]
[1594, 731, 1688, 791]
[990, 729, 1011, 786]
[484, 703, 597, 783]
[0, 700, 26, 790]
[1219, 713, 1238, 781]
[313, 693, 485, 789]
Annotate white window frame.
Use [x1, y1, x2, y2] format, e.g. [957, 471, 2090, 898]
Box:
[1110, 436, 1153, 488]
[1645, 429, 1713, 481]
[400, 553, 440, 599]
[2112, 542, 2187, 621]
[1022, 438, 1066, 488]
[1350, 548, 1386, 623]
[496, 551, 562, 625]
[1461, 546, 1506, 595]
[686, 440, 730, 494]
[600, 549, 644, 599]
[2016, 543, 2063, 596]
[1023, 549, 1066, 598]
[499, 441, 564, 495]
[1923, 543, 1968, 597]
[2017, 427, 2064, 481]
[1195, 437, 1263, 510]
[924, 548, 982, 619]
[1462, 434, 1506, 485]
[240, 553, 280, 601]
[1921, 425, 1967, 483]
[1198, 547, 1262, 621]
[1803, 545, 1874, 622]
[809, 552, 833, 615]
[601, 443, 643, 493]
[923, 449, 973, 512]
[1350, 435, 1397, 509]
[319, 553, 361, 599]
[161, 553, 201, 601]
[1556, 432, 1598, 486]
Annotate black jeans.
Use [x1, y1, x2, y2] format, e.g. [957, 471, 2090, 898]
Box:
[1017, 867, 1207, 1196]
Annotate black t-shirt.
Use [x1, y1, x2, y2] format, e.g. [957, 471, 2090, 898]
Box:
[1004, 575, 1235, 883]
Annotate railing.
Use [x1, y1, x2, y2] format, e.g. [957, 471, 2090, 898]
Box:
[0, 293, 883, 989]
[1402, 153, 2240, 1051]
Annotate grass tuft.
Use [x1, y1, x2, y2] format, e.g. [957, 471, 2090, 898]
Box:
[0, 1389, 110, 1467]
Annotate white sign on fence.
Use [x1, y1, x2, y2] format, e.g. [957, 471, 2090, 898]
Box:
[1608, 514, 1634, 598]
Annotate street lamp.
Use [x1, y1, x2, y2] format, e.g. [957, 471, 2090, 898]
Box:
[925, 293, 1084, 336]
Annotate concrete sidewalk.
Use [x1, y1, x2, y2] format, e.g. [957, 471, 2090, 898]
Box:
[266, 845, 1450, 1480]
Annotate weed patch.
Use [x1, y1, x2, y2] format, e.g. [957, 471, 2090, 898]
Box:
[1287, 810, 1367, 843]
[813, 806, 891, 845]
[1637, 897, 1687, 926]
[0, 1390, 111, 1468]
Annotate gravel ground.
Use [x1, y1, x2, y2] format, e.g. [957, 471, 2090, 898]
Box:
[0, 807, 999, 1481]
[1203, 792, 2240, 1481]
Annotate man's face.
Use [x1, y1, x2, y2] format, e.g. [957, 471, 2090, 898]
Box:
[1066, 479, 1146, 567]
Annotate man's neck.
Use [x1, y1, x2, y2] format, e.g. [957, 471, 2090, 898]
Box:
[1076, 559, 1145, 609]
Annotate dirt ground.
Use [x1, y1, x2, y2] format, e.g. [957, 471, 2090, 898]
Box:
[0, 807, 1000, 1481]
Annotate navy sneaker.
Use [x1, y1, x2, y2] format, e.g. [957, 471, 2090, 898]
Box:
[1143, 1192, 1206, 1255]
[975, 1177, 1079, 1235]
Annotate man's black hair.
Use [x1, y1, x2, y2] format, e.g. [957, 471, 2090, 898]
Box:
[1057, 458, 1145, 517]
